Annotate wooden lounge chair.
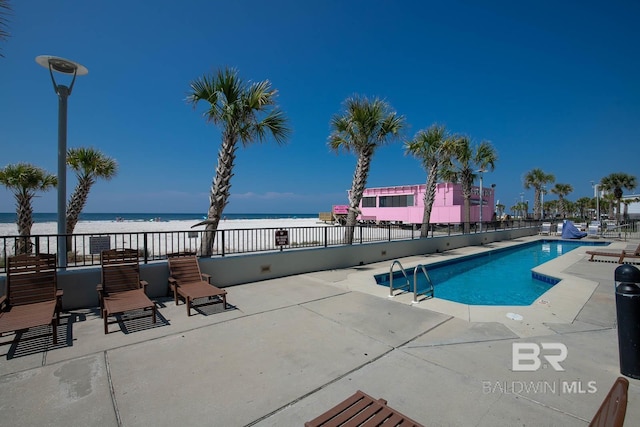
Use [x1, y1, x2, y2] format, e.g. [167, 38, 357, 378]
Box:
[586, 243, 640, 263]
[0, 254, 63, 345]
[98, 249, 156, 334]
[305, 390, 423, 427]
[167, 254, 227, 316]
[589, 377, 628, 427]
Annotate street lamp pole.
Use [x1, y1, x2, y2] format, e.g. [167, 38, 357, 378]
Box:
[592, 182, 601, 223]
[36, 55, 88, 269]
[541, 185, 545, 220]
[477, 169, 486, 232]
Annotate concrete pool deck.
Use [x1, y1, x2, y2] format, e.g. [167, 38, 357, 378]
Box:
[0, 236, 638, 426]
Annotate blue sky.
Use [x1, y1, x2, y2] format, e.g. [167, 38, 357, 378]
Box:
[1, 0, 638, 214]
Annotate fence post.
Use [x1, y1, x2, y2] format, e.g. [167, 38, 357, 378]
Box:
[221, 230, 226, 257]
[324, 227, 328, 248]
[143, 233, 149, 264]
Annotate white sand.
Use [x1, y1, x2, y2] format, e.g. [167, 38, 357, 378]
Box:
[0, 217, 341, 258]
[0, 217, 326, 237]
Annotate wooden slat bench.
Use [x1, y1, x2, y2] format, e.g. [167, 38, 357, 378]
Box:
[305, 390, 423, 427]
[589, 377, 628, 427]
[0, 254, 63, 345]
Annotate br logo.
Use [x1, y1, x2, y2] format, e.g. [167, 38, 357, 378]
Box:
[512, 343, 568, 372]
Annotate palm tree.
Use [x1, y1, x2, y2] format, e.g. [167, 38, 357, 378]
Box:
[0, 163, 57, 253]
[575, 197, 591, 220]
[523, 168, 555, 220]
[66, 147, 118, 247]
[441, 136, 497, 233]
[405, 124, 456, 237]
[550, 183, 573, 218]
[188, 67, 290, 256]
[329, 95, 405, 244]
[0, 0, 11, 58]
[600, 173, 637, 224]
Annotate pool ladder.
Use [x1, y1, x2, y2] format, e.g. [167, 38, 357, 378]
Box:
[388, 260, 434, 303]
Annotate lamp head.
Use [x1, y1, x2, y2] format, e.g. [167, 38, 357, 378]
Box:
[35, 55, 88, 75]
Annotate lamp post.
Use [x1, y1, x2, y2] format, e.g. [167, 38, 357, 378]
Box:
[592, 181, 601, 223]
[541, 185, 545, 220]
[36, 55, 88, 269]
[476, 169, 486, 232]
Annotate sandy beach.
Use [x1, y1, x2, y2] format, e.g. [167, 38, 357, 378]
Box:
[0, 217, 326, 237]
[0, 217, 344, 259]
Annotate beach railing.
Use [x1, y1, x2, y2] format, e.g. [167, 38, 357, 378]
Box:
[0, 221, 543, 273]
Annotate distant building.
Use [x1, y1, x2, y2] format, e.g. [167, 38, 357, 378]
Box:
[623, 194, 640, 220]
[356, 183, 495, 225]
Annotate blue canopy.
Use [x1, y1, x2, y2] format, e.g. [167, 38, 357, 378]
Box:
[561, 220, 587, 239]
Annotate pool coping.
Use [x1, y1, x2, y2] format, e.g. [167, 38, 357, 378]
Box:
[328, 236, 620, 338]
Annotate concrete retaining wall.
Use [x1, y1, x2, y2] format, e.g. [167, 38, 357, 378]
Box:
[1, 228, 536, 310]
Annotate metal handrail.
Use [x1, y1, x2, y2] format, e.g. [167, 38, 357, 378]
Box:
[389, 260, 411, 297]
[413, 264, 434, 303]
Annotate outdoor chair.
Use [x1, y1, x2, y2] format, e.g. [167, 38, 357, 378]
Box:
[588, 224, 600, 237]
[539, 222, 551, 235]
[0, 254, 63, 345]
[586, 243, 640, 263]
[167, 253, 227, 316]
[305, 390, 424, 427]
[589, 377, 628, 427]
[98, 249, 156, 334]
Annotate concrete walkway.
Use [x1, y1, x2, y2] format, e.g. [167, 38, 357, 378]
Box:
[1, 237, 638, 426]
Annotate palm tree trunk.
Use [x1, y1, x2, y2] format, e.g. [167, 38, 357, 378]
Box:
[66, 177, 93, 253]
[420, 164, 438, 238]
[16, 195, 34, 254]
[200, 135, 237, 256]
[344, 149, 372, 244]
[533, 189, 541, 220]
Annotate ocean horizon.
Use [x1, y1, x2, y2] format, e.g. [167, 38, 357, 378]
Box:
[0, 212, 318, 224]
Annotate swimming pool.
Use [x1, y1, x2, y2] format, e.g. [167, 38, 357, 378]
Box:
[374, 240, 608, 306]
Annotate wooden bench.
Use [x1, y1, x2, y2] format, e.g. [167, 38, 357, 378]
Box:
[589, 377, 628, 427]
[0, 254, 63, 345]
[305, 390, 423, 427]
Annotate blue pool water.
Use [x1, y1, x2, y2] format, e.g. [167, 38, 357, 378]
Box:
[375, 240, 608, 306]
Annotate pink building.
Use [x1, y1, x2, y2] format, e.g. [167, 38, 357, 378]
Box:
[357, 183, 495, 225]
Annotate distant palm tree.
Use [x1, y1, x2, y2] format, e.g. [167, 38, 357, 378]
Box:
[0, 163, 57, 253]
[329, 95, 405, 244]
[188, 67, 290, 256]
[600, 172, 637, 224]
[405, 124, 456, 237]
[550, 183, 573, 218]
[575, 197, 591, 220]
[441, 136, 497, 233]
[602, 192, 616, 221]
[66, 147, 118, 246]
[0, 0, 11, 58]
[523, 168, 555, 220]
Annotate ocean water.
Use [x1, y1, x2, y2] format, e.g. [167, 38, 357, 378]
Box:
[0, 212, 317, 224]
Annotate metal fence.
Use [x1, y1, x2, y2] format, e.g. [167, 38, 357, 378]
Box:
[1, 220, 542, 273]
